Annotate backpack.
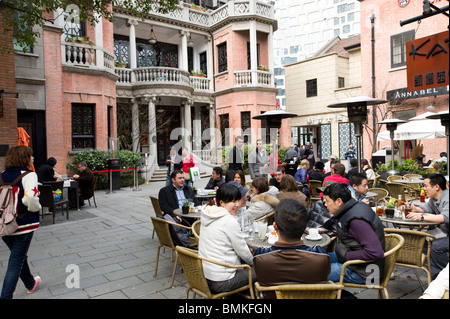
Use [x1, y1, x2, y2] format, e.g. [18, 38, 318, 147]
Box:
[163, 214, 190, 247]
[0, 172, 31, 236]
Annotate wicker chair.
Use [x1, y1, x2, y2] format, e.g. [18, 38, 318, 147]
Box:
[404, 174, 422, 180]
[192, 220, 201, 240]
[387, 175, 404, 182]
[149, 196, 164, 239]
[367, 179, 375, 188]
[368, 188, 389, 204]
[337, 233, 404, 299]
[254, 281, 343, 299]
[175, 246, 255, 299]
[385, 182, 417, 201]
[253, 211, 275, 225]
[308, 180, 322, 204]
[378, 179, 388, 190]
[150, 216, 193, 288]
[384, 228, 435, 291]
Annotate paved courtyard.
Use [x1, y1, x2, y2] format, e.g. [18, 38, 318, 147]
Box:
[0, 176, 430, 300]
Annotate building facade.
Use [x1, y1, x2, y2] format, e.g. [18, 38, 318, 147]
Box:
[2, 0, 283, 175]
[359, 0, 448, 162]
[285, 35, 361, 162]
[273, 0, 360, 109]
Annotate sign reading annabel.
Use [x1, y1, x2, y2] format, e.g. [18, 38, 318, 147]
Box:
[406, 30, 449, 92]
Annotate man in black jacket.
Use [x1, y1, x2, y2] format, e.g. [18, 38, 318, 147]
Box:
[228, 136, 244, 172]
[158, 170, 200, 222]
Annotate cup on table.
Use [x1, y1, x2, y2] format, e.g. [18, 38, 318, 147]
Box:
[376, 204, 385, 217]
[308, 228, 320, 239]
[257, 221, 267, 240]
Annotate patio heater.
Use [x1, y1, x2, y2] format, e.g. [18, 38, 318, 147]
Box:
[426, 110, 449, 179]
[327, 96, 387, 173]
[252, 110, 298, 172]
[376, 118, 406, 176]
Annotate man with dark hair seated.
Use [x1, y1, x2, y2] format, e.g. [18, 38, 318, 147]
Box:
[205, 166, 225, 190]
[253, 199, 330, 298]
[348, 172, 370, 205]
[406, 173, 449, 278]
[322, 183, 385, 284]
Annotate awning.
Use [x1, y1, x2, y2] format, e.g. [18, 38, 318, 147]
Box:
[377, 119, 446, 141]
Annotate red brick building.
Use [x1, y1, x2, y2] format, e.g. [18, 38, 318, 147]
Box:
[0, 11, 18, 169]
[359, 0, 448, 162]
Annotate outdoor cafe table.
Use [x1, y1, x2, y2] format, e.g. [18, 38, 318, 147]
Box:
[379, 215, 440, 231]
[173, 207, 202, 219]
[246, 233, 331, 250]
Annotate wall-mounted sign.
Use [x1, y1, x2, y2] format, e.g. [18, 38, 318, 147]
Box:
[406, 30, 449, 92]
[398, 0, 410, 7]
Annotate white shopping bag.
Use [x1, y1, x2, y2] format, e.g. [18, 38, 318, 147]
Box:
[189, 166, 201, 182]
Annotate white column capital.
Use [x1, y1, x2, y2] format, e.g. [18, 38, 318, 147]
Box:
[127, 18, 139, 27]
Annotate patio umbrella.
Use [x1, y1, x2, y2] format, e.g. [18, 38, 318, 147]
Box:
[377, 119, 446, 141]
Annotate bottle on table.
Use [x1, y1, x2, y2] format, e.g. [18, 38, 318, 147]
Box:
[420, 188, 425, 203]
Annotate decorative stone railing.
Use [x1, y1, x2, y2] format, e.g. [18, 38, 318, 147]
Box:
[62, 42, 115, 72]
[234, 70, 273, 87]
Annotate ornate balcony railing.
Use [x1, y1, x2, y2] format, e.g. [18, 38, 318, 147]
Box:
[234, 70, 273, 87]
[115, 66, 212, 92]
[62, 42, 115, 72]
[115, 0, 275, 28]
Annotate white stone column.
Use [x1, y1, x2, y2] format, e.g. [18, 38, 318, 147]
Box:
[193, 105, 202, 151]
[94, 12, 104, 68]
[209, 103, 217, 163]
[131, 98, 140, 153]
[206, 35, 213, 83]
[183, 99, 193, 152]
[180, 30, 189, 71]
[146, 96, 158, 159]
[127, 19, 138, 69]
[250, 20, 257, 85]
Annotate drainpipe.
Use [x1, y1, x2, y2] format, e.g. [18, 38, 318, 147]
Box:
[371, 14, 377, 153]
[208, 30, 217, 163]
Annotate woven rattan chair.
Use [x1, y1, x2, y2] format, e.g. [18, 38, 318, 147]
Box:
[253, 211, 275, 224]
[254, 281, 344, 299]
[368, 188, 389, 204]
[385, 182, 417, 201]
[378, 179, 388, 190]
[387, 175, 404, 182]
[403, 174, 421, 180]
[309, 180, 322, 198]
[337, 233, 404, 299]
[175, 246, 255, 299]
[150, 196, 164, 239]
[151, 216, 193, 288]
[367, 179, 375, 188]
[192, 220, 201, 240]
[384, 228, 435, 291]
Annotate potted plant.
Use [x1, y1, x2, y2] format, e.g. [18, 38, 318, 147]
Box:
[115, 60, 126, 68]
[182, 201, 191, 214]
[257, 65, 269, 71]
[190, 3, 205, 11]
[191, 70, 206, 77]
[385, 197, 397, 218]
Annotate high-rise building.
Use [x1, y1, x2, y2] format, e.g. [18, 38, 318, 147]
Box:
[273, 0, 360, 109]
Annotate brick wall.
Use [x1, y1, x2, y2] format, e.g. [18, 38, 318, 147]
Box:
[0, 12, 18, 169]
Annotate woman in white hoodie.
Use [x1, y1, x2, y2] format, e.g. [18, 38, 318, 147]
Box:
[199, 183, 255, 294]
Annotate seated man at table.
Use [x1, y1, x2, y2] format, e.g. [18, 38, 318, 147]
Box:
[323, 163, 349, 186]
[348, 173, 370, 205]
[205, 166, 225, 190]
[322, 182, 385, 284]
[406, 173, 449, 278]
[269, 166, 285, 190]
[253, 199, 331, 298]
[158, 170, 200, 223]
[72, 161, 94, 207]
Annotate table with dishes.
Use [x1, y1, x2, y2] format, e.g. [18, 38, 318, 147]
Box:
[379, 215, 440, 230]
[173, 206, 203, 219]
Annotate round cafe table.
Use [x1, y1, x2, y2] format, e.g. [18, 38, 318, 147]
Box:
[379, 215, 440, 231]
[173, 207, 202, 219]
[245, 233, 330, 250]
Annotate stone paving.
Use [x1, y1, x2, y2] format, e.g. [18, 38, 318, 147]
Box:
[0, 176, 429, 299]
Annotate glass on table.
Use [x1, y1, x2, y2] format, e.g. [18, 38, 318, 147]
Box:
[376, 202, 385, 217]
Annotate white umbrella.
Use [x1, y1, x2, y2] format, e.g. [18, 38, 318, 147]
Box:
[377, 119, 446, 141]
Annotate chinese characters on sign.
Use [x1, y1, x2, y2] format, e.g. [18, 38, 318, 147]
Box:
[406, 30, 449, 92]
